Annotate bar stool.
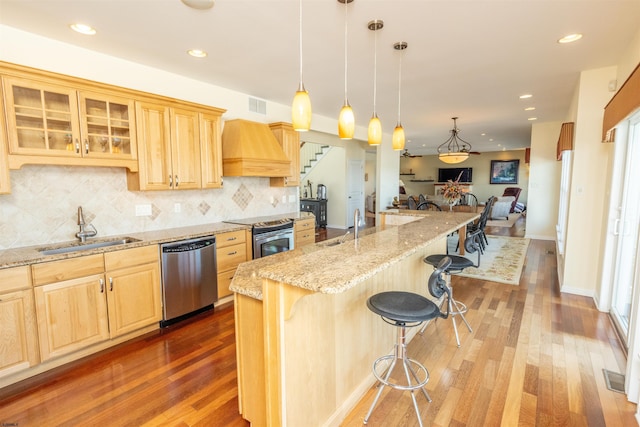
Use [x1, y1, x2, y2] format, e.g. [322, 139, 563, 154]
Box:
[421, 228, 482, 347]
[364, 257, 452, 426]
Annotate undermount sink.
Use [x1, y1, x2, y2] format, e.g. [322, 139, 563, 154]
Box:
[324, 240, 344, 247]
[38, 237, 141, 255]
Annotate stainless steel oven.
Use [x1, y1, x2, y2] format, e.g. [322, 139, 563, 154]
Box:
[252, 219, 294, 259]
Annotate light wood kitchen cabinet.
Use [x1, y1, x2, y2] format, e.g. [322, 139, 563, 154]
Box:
[200, 111, 224, 189]
[2, 75, 138, 170]
[77, 91, 137, 160]
[269, 122, 300, 187]
[295, 217, 315, 247]
[31, 246, 161, 361]
[0, 266, 39, 378]
[32, 254, 108, 361]
[0, 90, 10, 194]
[216, 230, 249, 300]
[128, 102, 201, 190]
[104, 246, 162, 338]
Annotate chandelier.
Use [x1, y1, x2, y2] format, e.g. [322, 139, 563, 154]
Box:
[437, 117, 472, 164]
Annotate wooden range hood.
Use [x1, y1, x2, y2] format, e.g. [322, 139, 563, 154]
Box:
[221, 119, 290, 177]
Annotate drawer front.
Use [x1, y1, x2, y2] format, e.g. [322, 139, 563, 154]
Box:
[104, 245, 159, 271]
[32, 254, 104, 286]
[216, 230, 246, 248]
[216, 243, 247, 272]
[296, 229, 315, 247]
[0, 266, 31, 293]
[217, 270, 236, 299]
[295, 218, 315, 232]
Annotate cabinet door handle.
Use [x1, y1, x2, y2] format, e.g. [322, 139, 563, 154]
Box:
[175, 175, 179, 187]
[109, 277, 113, 291]
[169, 175, 173, 187]
[75, 139, 80, 154]
[100, 278, 104, 293]
[228, 251, 237, 256]
[84, 140, 89, 154]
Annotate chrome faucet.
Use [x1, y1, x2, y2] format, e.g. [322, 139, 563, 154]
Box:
[76, 206, 97, 243]
[353, 208, 361, 241]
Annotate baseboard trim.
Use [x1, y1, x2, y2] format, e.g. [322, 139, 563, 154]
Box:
[524, 233, 555, 240]
[560, 285, 594, 298]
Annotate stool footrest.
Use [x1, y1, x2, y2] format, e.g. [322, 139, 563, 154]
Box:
[372, 354, 430, 392]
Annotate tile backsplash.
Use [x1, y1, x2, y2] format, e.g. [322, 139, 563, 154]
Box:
[0, 165, 298, 250]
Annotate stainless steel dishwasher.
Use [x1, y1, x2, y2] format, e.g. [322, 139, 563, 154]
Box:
[160, 236, 217, 327]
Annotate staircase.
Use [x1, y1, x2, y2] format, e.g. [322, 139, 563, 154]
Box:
[300, 142, 331, 182]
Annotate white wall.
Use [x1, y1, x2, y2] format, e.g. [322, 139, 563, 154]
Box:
[561, 66, 618, 296]
[526, 121, 562, 240]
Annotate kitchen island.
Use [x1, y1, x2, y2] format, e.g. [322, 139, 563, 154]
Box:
[230, 210, 479, 426]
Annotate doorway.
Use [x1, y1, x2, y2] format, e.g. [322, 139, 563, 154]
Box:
[347, 159, 364, 228]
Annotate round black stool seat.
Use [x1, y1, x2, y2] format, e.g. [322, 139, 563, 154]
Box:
[424, 254, 473, 274]
[367, 291, 440, 325]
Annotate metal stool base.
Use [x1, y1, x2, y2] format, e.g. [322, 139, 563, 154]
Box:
[364, 325, 431, 426]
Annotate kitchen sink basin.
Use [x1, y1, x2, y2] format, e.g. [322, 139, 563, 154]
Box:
[38, 237, 141, 255]
[324, 240, 344, 247]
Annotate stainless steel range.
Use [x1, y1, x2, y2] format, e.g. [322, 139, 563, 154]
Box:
[224, 216, 294, 259]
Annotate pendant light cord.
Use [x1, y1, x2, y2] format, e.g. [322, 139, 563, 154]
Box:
[397, 50, 402, 123]
[298, 0, 304, 90]
[344, 0, 348, 103]
[373, 21, 378, 115]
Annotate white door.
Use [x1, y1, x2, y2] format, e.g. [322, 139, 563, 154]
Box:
[609, 111, 640, 346]
[347, 159, 364, 228]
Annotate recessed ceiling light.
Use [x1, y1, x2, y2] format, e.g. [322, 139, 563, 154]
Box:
[524, 107, 536, 111]
[519, 94, 533, 99]
[181, 0, 215, 10]
[558, 33, 583, 44]
[480, 133, 486, 136]
[69, 23, 96, 35]
[528, 117, 538, 121]
[187, 49, 208, 58]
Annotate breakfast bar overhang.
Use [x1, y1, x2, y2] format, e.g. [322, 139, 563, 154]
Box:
[231, 211, 479, 426]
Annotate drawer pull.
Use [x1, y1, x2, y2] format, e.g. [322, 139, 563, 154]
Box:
[227, 251, 237, 255]
[227, 237, 237, 241]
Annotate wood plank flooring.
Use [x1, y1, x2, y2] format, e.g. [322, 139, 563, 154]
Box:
[0, 215, 636, 426]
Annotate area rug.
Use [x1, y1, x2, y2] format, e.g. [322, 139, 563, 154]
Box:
[486, 213, 521, 228]
[447, 235, 530, 285]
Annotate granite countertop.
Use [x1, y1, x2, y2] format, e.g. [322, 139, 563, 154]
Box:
[230, 211, 479, 300]
[0, 211, 314, 269]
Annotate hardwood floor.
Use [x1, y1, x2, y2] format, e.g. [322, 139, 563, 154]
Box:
[0, 215, 636, 426]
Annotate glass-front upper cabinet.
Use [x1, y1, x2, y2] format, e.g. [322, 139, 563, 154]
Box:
[2, 77, 136, 162]
[2, 77, 81, 156]
[78, 92, 136, 159]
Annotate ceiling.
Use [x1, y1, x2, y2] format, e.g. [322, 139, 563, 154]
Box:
[1, 0, 638, 155]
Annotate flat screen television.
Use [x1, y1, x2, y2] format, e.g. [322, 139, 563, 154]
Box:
[438, 167, 472, 183]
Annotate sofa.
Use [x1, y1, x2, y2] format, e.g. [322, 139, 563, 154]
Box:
[489, 196, 515, 220]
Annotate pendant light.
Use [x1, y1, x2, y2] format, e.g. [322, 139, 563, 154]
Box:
[392, 41, 407, 151]
[292, 0, 311, 131]
[337, 0, 354, 139]
[367, 20, 383, 146]
[437, 117, 473, 164]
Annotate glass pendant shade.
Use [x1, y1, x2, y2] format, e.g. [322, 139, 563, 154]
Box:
[438, 152, 469, 164]
[392, 124, 405, 151]
[338, 102, 355, 139]
[368, 114, 382, 146]
[292, 87, 312, 131]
